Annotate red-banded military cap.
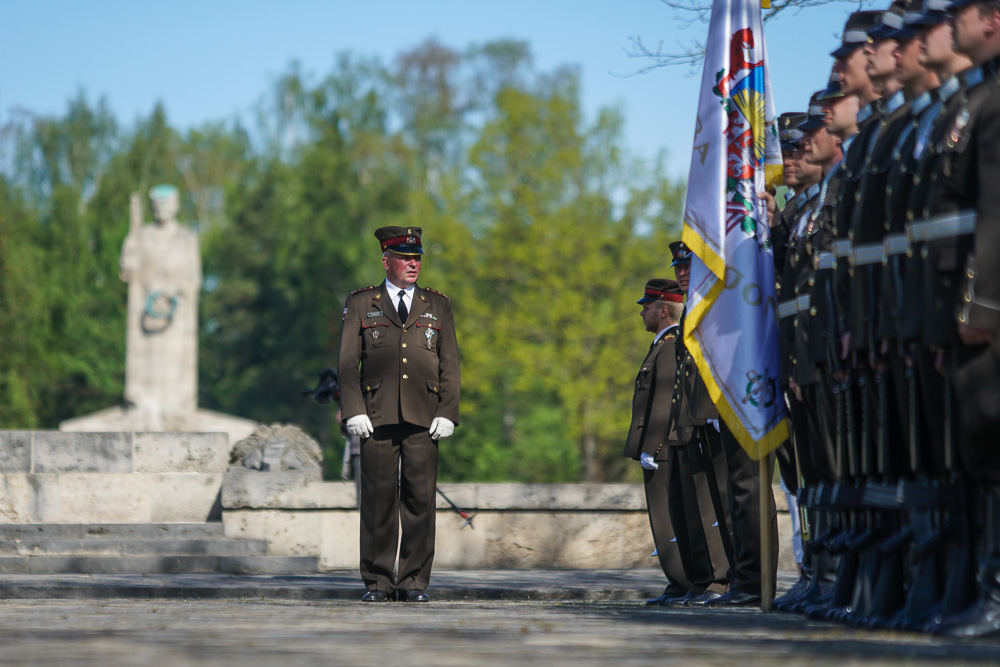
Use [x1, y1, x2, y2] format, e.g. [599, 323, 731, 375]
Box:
[638, 278, 685, 305]
[669, 241, 692, 268]
[374, 226, 424, 256]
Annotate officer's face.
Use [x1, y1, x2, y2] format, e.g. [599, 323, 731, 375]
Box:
[674, 263, 690, 293]
[823, 95, 860, 136]
[837, 48, 870, 95]
[951, 4, 998, 60]
[640, 302, 666, 333]
[920, 20, 955, 67]
[383, 252, 421, 288]
[865, 38, 900, 80]
[894, 37, 925, 87]
[782, 149, 799, 187]
[802, 127, 838, 166]
[793, 148, 823, 185]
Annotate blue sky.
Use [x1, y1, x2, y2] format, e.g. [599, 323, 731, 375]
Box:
[2, 0, 876, 179]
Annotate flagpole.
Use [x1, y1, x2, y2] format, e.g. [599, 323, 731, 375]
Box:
[760, 455, 774, 612]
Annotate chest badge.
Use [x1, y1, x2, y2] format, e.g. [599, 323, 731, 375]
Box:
[372, 329, 379, 340]
[425, 328, 436, 349]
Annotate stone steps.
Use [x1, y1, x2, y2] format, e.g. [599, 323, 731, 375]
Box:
[0, 523, 226, 539]
[0, 524, 318, 575]
[1, 538, 268, 557]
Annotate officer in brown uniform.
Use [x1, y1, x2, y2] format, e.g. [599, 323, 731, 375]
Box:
[338, 226, 460, 602]
[623, 279, 690, 605]
[665, 242, 734, 606]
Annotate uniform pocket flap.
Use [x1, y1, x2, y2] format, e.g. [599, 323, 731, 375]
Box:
[426, 378, 440, 393]
[362, 378, 381, 393]
[362, 319, 390, 328]
[415, 321, 442, 329]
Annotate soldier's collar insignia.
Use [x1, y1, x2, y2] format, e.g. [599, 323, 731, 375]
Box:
[857, 103, 875, 125]
[964, 65, 984, 90]
[911, 90, 933, 115]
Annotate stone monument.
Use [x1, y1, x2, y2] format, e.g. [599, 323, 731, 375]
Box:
[61, 185, 257, 443]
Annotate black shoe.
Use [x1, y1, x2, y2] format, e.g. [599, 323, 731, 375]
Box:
[362, 590, 390, 602]
[665, 590, 699, 607]
[684, 590, 723, 607]
[646, 593, 672, 606]
[399, 589, 430, 602]
[703, 589, 761, 608]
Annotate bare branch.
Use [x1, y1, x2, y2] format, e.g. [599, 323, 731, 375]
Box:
[623, 0, 866, 75]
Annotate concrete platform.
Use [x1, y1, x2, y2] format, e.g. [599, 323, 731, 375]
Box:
[0, 569, 997, 665]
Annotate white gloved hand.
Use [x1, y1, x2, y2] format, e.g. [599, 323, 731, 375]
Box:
[640, 452, 659, 470]
[345, 414, 373, 438]
[429, 417, 455, 440]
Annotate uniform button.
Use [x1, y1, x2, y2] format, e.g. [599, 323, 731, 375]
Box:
[808, 276, 815, 287]
[403, 374, 409, 380]
[403, 358, 408, 363]
[810, 307, 818, 316]
[968, 268, 976, 280]
[402, 343, 407, 348]
[958, 313, 967, 323]
[964, 292, 972, 302]
[366, 385, 371, 391]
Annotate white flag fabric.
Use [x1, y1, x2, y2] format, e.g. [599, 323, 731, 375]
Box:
[681, 0, 788, 460]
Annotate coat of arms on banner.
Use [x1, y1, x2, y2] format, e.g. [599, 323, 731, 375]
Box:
[711, 28, 772, 250]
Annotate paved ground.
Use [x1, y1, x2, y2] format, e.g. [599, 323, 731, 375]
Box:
[0, 569, 998, 665]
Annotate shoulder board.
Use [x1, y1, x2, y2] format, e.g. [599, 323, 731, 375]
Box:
[423, 287, 449, 299]
[665, 333, 677, 341]
[350, 286, 377, 296]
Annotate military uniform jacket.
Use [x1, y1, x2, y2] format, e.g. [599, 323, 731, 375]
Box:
[911, 62, 1000, 346]
[898, 77, 966, 343]
[833, 105, 884, 338]
[796, 165, 845, 382]
[778, 184, 821, 386]
[338, 282, 460, 429]
[623, 326, 682, 462]
[671, 313, 719, 441]
[848, 92, 911, 352]
[953, 59, 1000, 339]
[879, 90, 938, 342]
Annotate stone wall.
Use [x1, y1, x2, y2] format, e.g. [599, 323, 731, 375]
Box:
[0, 431, 228, 523]
[0, 431, 795, 571]
[222, 476, 796, 571]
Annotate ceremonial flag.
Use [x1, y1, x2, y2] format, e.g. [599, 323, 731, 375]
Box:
[681, 0, 787, 460]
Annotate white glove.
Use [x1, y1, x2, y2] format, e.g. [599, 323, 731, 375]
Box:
[640, 452, 659, 470]
[429, 417, 455, 440]
[345, 414, 373, 438]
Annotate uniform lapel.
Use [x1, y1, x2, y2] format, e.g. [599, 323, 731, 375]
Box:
[406, 286, 430, 327]
[375, 283, 400, 326]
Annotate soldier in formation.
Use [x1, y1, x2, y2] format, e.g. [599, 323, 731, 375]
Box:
[765, 0, 1000, 635]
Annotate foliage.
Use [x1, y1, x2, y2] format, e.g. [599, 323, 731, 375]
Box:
[0, 40, 684, 482]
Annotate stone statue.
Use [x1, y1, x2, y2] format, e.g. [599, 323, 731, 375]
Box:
[119, 185, 201, 429]
[60, 185, 257, 444]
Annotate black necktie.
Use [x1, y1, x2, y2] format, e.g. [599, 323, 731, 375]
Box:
[397, 290, 408, 322]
